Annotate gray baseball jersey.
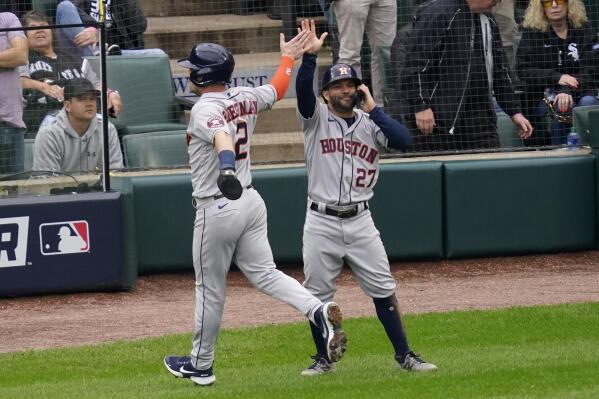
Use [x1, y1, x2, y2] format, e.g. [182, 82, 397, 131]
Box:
[187, 84, 323, 371]
[299, 102, 388, 204]
[298, 101, 396, 301]
[187, 85, 274, 199]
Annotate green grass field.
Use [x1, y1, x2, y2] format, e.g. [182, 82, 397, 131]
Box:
[1, 303, 598, 399]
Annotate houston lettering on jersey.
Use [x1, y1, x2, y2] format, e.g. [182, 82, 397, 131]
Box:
[320, 138, 379, 164]
[222, 100, 259, 122]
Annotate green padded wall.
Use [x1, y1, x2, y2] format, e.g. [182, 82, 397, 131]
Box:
[444, 156, 596, 258]
[589, 110, 599, 148]
[112, 161, 444, 274]
[111, 178, 139, 288]
[370, 162, 444, 260]
[252, 167, 309, 263]
[114, 173, 194, 274]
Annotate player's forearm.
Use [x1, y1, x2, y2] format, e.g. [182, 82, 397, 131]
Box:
[269, 56, 295, 100]
[214, 131, 235, 154]
[296, 53, 317, 118]
[368, 107, 412, 151]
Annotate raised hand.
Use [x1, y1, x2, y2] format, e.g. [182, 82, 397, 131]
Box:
[300, 19, 328, 55]
[279, 28, 311, 61]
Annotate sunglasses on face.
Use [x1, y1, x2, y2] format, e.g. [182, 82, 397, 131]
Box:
[542, 0, 567, 9]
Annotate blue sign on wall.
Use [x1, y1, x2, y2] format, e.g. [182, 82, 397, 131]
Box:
[0, 191, 125, 297]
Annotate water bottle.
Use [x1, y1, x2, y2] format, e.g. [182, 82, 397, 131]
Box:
[567, 126, 581, 150]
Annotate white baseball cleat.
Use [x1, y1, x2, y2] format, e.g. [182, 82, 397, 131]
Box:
[397, 351, 438, 372]
[315, 302, 347, 363]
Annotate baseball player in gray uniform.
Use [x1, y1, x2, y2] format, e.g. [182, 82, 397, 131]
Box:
[163, 31, 347, 387]
[295, 20, 437, 376]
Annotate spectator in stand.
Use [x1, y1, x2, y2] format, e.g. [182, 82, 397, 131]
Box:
[20, 11, 122, 134]
[333, 0, 396, 107]
[318, 0, 339, 63]
[516, 0, 598, 146]
[0, 12, 28, 175]
[0, 0, 31, 18]
[401, 0, 533, 151]
[33, 77, 123, 174]
[492, 0, 518, 79]
[55, 0, 147, 57]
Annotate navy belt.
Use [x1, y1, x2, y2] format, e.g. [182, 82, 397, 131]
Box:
[310, 201, 368, 219]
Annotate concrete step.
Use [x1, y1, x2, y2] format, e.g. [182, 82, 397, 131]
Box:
[251, 131, 304, 163]
[255, 98, 299, 133]
[140, 0, 234, 17]
[145, 14, 327, 59]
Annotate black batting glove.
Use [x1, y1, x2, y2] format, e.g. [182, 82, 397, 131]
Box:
[217, 169, 242, 200]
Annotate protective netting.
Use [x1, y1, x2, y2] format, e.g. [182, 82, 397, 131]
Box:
[1, 0, 599, 189]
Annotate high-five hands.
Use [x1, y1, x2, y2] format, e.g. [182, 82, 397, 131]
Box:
[298, 19, 328, 55]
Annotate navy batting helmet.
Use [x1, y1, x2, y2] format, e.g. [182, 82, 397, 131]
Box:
[178, 43, 235, 87]
[321, 63, 361, 91]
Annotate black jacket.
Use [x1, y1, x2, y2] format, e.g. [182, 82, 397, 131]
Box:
[400, 0, 519, 134]
[516, 22, 597, 114]
[73, 0, 147, 49]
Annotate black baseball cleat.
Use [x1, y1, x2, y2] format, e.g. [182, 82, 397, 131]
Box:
[163, 355, 216, 386]
[314, 302, 347, 362]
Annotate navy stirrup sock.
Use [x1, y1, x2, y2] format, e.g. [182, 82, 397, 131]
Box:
[373, 295, 410, 362]
[309, 320, 328, 359]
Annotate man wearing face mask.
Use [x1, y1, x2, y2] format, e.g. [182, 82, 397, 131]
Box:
[295, 19, 436, 376]
[401, 0, 534, 151]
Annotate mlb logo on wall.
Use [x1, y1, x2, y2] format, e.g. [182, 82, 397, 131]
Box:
[0, 216, 30, 268]
[39, 221, 90, 255]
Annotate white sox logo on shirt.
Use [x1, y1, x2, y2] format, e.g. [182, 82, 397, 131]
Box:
[568, 43, 579, 61]
[320, 138, 379, 164]
[207, 116, 225, 128]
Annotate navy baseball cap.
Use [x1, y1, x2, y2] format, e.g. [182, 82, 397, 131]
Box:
[64, 78, 100, 100]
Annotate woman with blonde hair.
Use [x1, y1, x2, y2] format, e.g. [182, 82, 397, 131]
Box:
[516, 0, 598, 145]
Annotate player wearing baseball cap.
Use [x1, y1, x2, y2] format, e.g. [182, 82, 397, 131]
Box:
[295, 19, 437, 376]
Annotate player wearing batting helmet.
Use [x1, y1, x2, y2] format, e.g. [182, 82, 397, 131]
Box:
[162, 30, 348, 387]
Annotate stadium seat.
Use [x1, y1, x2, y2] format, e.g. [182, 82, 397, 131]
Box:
[86, 55, 187, 136]
[24, 138, 34, 172]
[496, 111, 523, 148]
[572, 105, 599, 145]
[122, 130, 188, 168]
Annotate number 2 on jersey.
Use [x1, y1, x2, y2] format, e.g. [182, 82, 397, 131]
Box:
[235, 122, 249, 160]
[355, 168, 376, 188]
